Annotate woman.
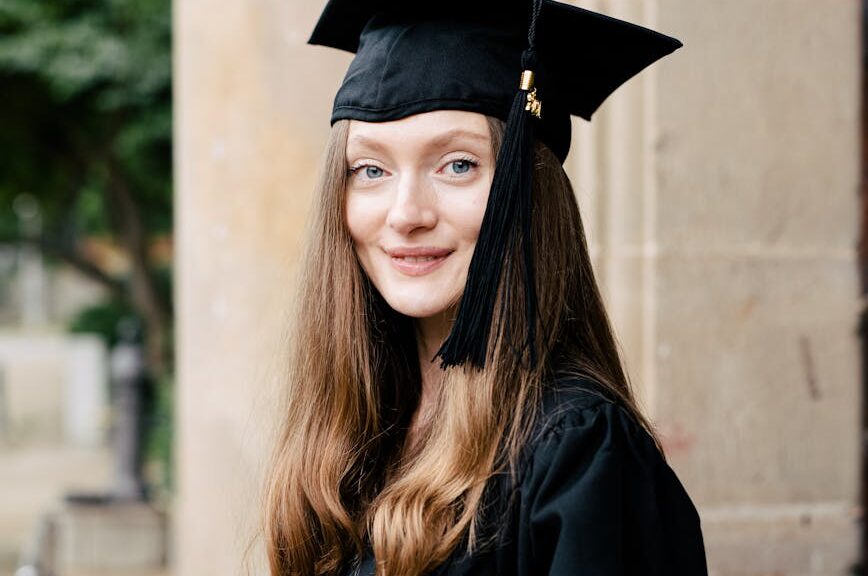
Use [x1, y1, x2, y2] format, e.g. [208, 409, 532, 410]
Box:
[264, 1, 707, 575]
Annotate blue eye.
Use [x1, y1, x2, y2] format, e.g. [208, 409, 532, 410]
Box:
[364, 166, 384, 179]
[449, 160, 474, 174]
[349, 164, 385, 179]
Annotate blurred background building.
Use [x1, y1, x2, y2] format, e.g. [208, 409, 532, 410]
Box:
[0, 0, 862, 575]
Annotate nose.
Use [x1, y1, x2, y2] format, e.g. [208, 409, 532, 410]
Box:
[385, 172, 437, 234]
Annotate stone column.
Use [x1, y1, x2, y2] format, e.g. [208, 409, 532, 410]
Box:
[174, 0, 349, 574]
[568, 0, 861, 573]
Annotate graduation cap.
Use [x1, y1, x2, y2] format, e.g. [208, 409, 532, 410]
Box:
[309, 0, 682, 369]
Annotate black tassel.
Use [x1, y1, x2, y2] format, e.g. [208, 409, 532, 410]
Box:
[436, 0, 544, 370]
[436, 63, 541, 370]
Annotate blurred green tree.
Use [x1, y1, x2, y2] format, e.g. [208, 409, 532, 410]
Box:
[0, 0, 172, 376]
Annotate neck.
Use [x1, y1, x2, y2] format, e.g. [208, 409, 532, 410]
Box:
[416, 310, 451, 368]
[410, 308, 453, 437]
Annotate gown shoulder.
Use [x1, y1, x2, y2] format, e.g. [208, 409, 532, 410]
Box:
[488, 375, 709, 575]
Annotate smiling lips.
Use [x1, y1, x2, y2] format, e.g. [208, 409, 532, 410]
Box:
[386, 247, 453, 276]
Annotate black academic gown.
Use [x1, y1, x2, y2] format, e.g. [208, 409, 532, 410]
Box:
[345, 378, 708, 575]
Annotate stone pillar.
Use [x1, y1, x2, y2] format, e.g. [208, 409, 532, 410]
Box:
[567, 0, 861, 573]
[174, 0, 350, 574]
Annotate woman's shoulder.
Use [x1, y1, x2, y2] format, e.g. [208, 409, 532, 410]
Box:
[447, 376, 708, 575]
[505, 376, 708, 575]
[531, 375, 633, 445]
[520, 375, 703, 531]
[524, 375, 674, 490]
[539, 375, 618, 410]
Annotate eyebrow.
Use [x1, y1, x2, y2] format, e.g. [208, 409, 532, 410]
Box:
[425, 128, 489, 149]
[346, 128, 489, 154]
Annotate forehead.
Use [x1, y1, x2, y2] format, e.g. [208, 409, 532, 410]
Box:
[346, 110, 490, 153]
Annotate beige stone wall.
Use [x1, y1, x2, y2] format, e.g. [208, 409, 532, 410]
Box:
[660, 1, 861, 572]
[173, 1, 346, 573]
[569, 0, 862, 573]
[175, 0, 862, 574]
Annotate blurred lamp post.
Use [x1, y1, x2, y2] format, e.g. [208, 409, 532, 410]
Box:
[110, 316, 146, 501]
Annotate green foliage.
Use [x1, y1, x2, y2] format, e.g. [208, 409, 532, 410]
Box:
[67, 297, 140, 348]
[0, 0, 171, 105]
[0, 0, 172, 237]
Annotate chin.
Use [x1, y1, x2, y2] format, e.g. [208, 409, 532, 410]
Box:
[379, 288, 456, 319]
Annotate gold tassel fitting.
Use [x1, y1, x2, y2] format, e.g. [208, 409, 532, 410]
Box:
[519, 70, 542, 119]
[525, 89, 542, 119]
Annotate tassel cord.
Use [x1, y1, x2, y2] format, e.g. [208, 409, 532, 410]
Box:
[436, 91, 538, 368]
[434, 0, 545, 370]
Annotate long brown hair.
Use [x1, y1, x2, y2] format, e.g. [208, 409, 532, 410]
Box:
[263, 116, 658, 576]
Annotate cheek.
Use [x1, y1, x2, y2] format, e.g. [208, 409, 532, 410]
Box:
[447, 182, 490, 244]
[344, 193, 384, 247]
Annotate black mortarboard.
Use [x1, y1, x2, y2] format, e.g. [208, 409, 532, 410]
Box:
[309, 0, 682, 369]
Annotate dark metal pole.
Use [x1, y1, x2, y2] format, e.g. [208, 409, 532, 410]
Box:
[110, 317, 146, 501]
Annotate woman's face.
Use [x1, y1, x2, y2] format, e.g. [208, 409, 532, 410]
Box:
[344, 110, 494, 319]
